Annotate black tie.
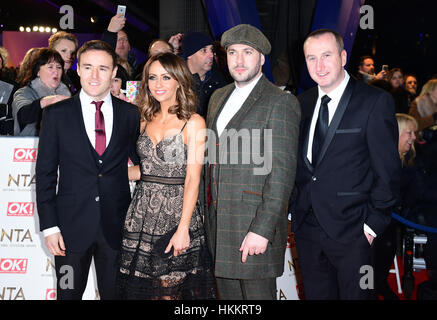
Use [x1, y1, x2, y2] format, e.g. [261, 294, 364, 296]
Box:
[312, 95, 331, 166]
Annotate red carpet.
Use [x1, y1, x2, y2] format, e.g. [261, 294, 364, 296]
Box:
[383, 255, 430, 300]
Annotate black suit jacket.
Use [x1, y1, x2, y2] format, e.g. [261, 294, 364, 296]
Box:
[291, 76, 401, 244]
[36, 94, 140, 251]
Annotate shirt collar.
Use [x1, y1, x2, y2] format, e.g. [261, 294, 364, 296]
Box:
[79, 89, 112, 109]
[234, 73, 263, 94]
[317, 70, 350, 102]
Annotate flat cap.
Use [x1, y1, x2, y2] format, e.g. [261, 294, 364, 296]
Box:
[221, 24, 271, 55]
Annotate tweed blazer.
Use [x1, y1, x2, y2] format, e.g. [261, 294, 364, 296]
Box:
[204, 75, 301, 279]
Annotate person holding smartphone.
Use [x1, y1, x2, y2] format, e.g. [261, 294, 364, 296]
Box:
[102, 11, 138, 78]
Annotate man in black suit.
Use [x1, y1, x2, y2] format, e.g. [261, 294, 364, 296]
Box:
[36, 40, 140, 299]
[290, 29, 401, 299]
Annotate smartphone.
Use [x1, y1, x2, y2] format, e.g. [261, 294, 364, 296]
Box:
[125, 81, 140, 104]
[382, 65, 389, 72]
[117, 5, 126, 17]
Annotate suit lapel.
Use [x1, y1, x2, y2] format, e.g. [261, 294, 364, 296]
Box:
[209, 83, 235, 133]
[223, 75, 266, 134]
[316, 77, 356, 166]
[103, 96, 119, 158]
[73, 94, 97, 160]
[302, 89, 318, 173]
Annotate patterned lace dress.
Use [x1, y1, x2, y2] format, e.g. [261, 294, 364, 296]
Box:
[117, 123, 217, 300]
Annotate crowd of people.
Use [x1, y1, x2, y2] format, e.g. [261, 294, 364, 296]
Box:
[0, 12, 436, 301]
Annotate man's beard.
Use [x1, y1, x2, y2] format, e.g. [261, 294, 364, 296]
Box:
[231, 60, 262, 86]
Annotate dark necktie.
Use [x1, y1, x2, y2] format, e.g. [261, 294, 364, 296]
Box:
[312, 95, 331, 166]
[92, 101, 106, 156]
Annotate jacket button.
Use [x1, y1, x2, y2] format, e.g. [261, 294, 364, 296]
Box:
[312, 176, 317, 181]
[95, 196, 100, 202]
[98, 174, 102, 178]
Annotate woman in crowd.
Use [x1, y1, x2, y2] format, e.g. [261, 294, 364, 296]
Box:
[373, 114, 418, 300]
[12, 48, 70, 136]
[405, 74, 419, 97]
[374, 113, 437, 299]
[409, 78, 437, 131]
[388, 68, 411, 114]
[48, 31, 81, 94]
[117, 52, 216, 300]
[388, 68, 404, 89]
[110, 63, 129, 101]
[16, 48, 42, 86]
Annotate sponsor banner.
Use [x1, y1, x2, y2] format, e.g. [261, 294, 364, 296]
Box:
[0, 138, 98, 300]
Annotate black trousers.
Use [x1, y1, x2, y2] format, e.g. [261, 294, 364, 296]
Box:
[54, 226, 119, 300]
[294, 210, 374, 300]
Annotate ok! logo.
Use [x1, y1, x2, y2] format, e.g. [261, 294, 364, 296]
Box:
[7, 202, 35, 217]
[13, 148, 37, 162]
[0, 258, 28, 274]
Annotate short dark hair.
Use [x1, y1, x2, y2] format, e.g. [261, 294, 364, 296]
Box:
[304, 29, 344, 54]
[22, 48, 64, 85]
[359, 55, 374, 66]
[77, 40, 117, 68]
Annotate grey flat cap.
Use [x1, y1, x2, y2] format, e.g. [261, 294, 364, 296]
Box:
[221, 24, 271, 55]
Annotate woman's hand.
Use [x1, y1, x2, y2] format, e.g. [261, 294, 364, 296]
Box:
[40, 95, 70, 108]
[165, 227, 190, 257]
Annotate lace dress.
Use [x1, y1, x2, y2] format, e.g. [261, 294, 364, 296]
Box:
[117, 123, 217, 300]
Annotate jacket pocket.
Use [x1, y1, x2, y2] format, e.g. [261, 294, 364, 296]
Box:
[242, 190, 263, 204]
[337, 191, 368, 196]
[335, 128, 362, 134]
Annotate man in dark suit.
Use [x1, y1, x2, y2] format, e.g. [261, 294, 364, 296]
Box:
[290, 29, 401, 299]
[204, 24, 300, 300]
[36, 40, 140, 299]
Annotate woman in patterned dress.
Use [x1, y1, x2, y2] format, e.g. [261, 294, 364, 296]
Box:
[117, 52, 216, 300]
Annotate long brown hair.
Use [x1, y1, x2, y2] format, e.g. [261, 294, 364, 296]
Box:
[137, 52, 197, 122]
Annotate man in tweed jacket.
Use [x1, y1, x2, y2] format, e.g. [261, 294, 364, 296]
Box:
[203, 24, 301, 300]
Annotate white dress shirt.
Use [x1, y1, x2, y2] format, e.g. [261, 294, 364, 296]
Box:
[306, 71, 350, 163]
[80, 89, 113, 148]
[43, 90, 114, 238]
[306, 71, 376, 238]
[216, 73, 262, 136]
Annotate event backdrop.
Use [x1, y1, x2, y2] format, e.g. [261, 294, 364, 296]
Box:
[0, 137, 300, 300]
